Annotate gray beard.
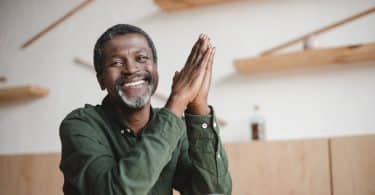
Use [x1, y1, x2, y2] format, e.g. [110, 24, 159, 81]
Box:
[116, 84, 153, 109]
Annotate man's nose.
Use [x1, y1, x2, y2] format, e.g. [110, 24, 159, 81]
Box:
[122, 60, 139, 74]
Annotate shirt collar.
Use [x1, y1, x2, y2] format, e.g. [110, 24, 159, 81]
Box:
[101, 95, 156, 136]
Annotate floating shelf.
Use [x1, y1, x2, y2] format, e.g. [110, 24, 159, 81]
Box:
[234, 8, 375, 74]
[0, 85, 49, 102]
[234, 42, 375, 75]
[154, 0, 237, 11]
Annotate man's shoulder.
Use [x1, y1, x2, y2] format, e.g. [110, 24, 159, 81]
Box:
[59, 103, 110, 139]
[63, 104, 101, 121]
[60, 103, 107, 131]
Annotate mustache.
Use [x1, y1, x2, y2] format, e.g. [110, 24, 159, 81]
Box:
[115, 72, 152, 86]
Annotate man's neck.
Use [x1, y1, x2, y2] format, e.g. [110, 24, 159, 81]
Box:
[113, 100, 151, 135]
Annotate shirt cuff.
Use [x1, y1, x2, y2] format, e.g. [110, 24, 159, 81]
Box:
[184, 106, 220, 151]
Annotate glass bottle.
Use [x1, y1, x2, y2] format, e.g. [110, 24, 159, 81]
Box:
[249, 105, 265, 140]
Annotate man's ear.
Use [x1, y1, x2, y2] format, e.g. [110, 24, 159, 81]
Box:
[96, 73, 105, 90]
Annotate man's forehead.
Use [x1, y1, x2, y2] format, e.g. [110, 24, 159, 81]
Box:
[103, 34, 151, 52]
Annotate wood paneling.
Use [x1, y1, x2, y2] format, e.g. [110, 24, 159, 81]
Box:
[224, 139, 331, 195]
[330, 135, 375, 195]
[0, 153, 63, 195]
[1, 135, 373, 195]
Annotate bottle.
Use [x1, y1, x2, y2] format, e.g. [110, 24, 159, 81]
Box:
[249, 105, 265, 140]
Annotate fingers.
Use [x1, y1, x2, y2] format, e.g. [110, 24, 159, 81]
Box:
[192, 46, 213, 85]
[203, 46, 215, 88]
[192, 34, 210, 67]
[191, 36, 214, 88]
[186, 34, 204, 66]
[198, 45, 215, 96]
[180, 34, 211, 81]
[198, 42, 213, 69]
[185, 34, 210, 70]
[170, 34, 214, 104]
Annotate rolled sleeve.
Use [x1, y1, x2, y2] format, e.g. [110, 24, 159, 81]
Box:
[181, 106, 232, 194]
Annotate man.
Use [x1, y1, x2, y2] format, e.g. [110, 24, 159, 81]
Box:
[59, 24, 232, 195]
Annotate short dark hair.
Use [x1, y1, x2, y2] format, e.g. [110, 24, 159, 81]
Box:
[93, 24, 157, 75]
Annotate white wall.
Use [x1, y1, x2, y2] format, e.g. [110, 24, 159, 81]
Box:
[0, 0, 374, 154]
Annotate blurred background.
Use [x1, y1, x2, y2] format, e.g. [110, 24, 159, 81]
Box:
[1, 0, 374, 154]
[0, 0, 374, 194]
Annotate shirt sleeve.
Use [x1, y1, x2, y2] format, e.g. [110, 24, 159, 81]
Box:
[173, 106, 232, 195]
[59, 108, 186, 195]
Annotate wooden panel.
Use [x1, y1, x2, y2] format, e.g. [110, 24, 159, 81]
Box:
[4, 136, 373, 195]
[0, 153, 63, 195]
[330, 135, 375, 195]
[235, 42, 375, 75]
[0, 85, 49, 102]
[224, 139, 331, 195]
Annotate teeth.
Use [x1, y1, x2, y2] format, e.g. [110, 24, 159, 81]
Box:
[124, 80, 145, 87]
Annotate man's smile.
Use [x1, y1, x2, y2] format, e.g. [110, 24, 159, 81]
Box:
[120, 78, 149, 97]
[124, 80, 146, 88]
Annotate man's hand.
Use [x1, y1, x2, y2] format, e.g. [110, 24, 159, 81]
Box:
[187, 36, 215, 115]
[165, 34, 214, 117]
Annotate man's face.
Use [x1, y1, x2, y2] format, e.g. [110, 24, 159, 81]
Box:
[97, 33, 158, 109]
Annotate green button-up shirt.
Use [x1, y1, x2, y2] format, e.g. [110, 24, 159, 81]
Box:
[59, 96, 232, 195]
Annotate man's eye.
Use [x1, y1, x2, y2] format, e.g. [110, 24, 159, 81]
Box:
[137, 55, 149, 62]
[111, 61, 123, 66]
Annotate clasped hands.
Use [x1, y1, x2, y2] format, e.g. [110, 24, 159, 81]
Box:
[166, 34, 215, 117]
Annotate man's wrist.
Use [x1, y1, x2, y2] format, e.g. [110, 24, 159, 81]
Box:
[187, 102, 210, 115]
[165, 95, 187, 117]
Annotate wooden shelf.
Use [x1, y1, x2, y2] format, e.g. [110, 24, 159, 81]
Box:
[154, 0, 237, 11]
[234, 42, 375, 75]
[0, 85, 49, 102]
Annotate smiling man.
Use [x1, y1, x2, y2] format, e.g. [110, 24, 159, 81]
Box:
[59, 24, 232, 195]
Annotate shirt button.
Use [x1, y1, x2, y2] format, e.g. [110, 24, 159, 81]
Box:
[120, 129, 125, 135]
[217, 154, 221, 159]
[213, 121, 217, 128]
[126, 128, 131, 133]
[201, 122, 208, 129]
